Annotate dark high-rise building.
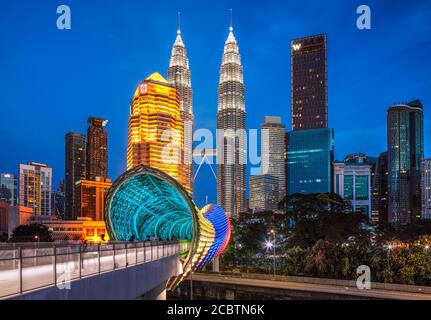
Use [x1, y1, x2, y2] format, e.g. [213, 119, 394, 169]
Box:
[65, 132, 86, 219]
[291, 34, 327, 131]
[387, 100, 424, 225]
[51, 183, 65, 219]
[86, 117, 108, 180]
[217, 19, 247, 217]
[371, 152, 389, 225]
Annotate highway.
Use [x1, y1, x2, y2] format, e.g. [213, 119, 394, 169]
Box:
[189, 273, 431, 300]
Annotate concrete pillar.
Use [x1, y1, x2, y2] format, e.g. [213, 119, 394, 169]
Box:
[212, 257, 220, 272]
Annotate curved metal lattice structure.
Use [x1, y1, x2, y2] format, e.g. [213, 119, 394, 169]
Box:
[105, 165, 231, 290]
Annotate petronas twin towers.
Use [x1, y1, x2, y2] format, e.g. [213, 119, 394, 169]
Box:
[167, 13, 246, 217]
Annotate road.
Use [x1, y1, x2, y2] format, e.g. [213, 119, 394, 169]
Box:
[189, 273, 431, 300]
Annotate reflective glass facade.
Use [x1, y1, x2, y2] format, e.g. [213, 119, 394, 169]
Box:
[286, 128, 334, 194]
[0, 173, 17, 206]
[387, 100, 424, 225]
[334, 159, 372, 219]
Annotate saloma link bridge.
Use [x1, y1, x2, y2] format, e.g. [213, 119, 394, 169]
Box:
[105, 164, 232, 291]
[0, 165, 231, 300]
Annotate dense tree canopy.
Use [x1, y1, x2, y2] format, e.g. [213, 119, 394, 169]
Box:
[10, 223, 53, 242]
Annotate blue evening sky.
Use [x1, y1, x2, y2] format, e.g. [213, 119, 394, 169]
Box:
[0, 0, 430, 207]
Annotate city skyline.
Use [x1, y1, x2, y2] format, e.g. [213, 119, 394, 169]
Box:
[1, 1, 430, 207]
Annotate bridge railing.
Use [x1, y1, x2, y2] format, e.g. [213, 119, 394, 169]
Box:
[0, 240, 178, 299]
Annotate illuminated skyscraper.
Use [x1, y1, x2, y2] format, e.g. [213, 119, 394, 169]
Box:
[86, 117, 108, 180]
[217, 15, 247, 217]
[168, 14, 194, 195]
[19, 162, 52, 216]
[127, 72, 188, 193]
[291, 34, 328, 131]
[65, 132, 86, 219]
[387, 100, 424, 225]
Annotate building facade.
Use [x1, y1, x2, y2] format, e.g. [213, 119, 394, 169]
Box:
[0, 173, 17, 206]
[127, 72, 188, 193]
[86, 117, 108, 180]
[334, 156, 372, 219]
[75, 177, 112, 221]
[387, 100, 424, 225]
[249, 174, 279, 213]
[217, 22, 247, 217]
[0, 202, 8, 236]
[19, 162, 52, 216]
[421, 158, 431, 220]
[291, 34, 328, 131]
[51, 185, 65, 219]
[7, 206, 33, 237]
[65, 132, 86, 219]
[371, 152, 389, 224]
[286, 128, 334, 195]
[261, 116, 286, 201]
[168, 21, 194, 195]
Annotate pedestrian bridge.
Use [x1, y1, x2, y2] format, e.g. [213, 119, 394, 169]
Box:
[0, 241, 182, 300]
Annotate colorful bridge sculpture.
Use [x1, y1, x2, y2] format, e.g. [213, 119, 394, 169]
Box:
[104, 165, 231, 290]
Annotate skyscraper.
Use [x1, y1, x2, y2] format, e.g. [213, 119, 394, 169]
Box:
[127, 72, 188, 192]
[421, 158, 431, 220]
[387, 100, 424, 225]
[261, 116, 286, 201]
[168, 14, 194, 195]
[291, 34, 328, 131]
[86, 117, 108, 180]
[19, 162, 52, 216]
[217, 16, 247, 217]
[249, 174, 279, 213]
[371, 152, 389, 225]
[286, 128, 334, 195]
[0, 173, 17, 206]
[65, 132, 86, 219]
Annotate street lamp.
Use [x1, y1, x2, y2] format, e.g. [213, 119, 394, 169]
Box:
[270, 230, 276, 277]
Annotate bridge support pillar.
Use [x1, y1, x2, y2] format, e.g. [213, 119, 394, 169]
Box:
[212, 257, 220, 273]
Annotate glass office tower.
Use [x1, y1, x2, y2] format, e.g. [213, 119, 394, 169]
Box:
[0, 173, 18, 206]
[387, 100, 423, 225]
[286, 128, 334, 194]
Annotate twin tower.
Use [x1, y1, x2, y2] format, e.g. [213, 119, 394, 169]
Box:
[126, 14, 246, 217]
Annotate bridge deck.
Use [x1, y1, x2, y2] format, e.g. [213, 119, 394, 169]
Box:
[0, 241, 178, 299]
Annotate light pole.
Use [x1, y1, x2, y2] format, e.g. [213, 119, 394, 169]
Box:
[270, 230, 276, 277]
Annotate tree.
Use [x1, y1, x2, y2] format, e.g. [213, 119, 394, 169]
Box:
[279, 193, 369, 247]
[10, 223, 53, 242]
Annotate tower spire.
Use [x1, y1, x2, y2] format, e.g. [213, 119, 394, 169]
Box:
[177, 11, 181, 35]
[229, 9, 233, 31]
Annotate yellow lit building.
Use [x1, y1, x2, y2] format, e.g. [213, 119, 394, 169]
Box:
[75, 177, 112, 221]
[127, 72, 189, 193]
